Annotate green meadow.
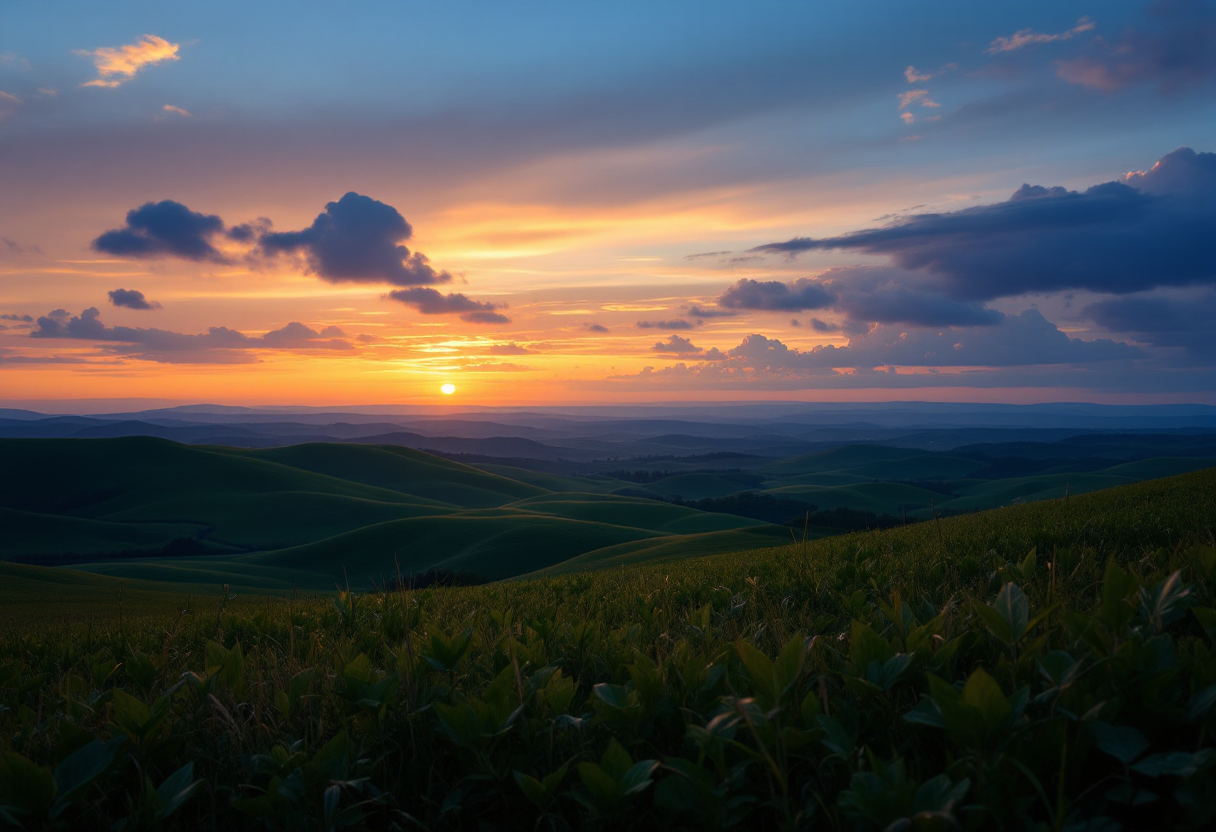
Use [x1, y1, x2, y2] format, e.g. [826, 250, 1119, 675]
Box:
[0, 468, 1213, 829]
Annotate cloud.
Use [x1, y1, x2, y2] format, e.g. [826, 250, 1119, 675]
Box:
[628, 311, 1141, 388]
[651, 334, 703, 354]
[986, 17, 1095, 54]
[1084, 290, 1216, 358]
[29, 307, 354, 363]
[686, 304, 738, 319]
[637, 318, 698, 330]
[820, 267, 1003, 327]
[898, 89, 939, 110]
[489, 342, 533, 355]
[463, 361, 531, 372]
[92, 200, 229, 262]
[77, 35, 180, 88]
[1, 314, 33, 323]
[261, 192, 450, 287]
[107, 288, 161, 310]
[685, 250, 733, 260]
[582, 323, 610, 333]
[751, 147, 1216, 301]
[718, 277, 833, 311]
[1056, 2, 1214, 92]
[0, 91, 21, 121]
[386, 287, 510, 324]
[162, 104, 191, 117]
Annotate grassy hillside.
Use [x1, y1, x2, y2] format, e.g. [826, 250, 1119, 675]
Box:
[0, 468, 1211, 830]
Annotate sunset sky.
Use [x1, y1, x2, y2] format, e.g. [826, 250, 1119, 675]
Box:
[1, 1, 1213, 408]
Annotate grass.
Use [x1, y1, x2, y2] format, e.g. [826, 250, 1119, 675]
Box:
[0, 468, 1212, 829]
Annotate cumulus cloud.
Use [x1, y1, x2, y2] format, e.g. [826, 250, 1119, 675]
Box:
[751, 148, 1215, 301]
[77, 35, 180, 88]
[1056, 3, 1214, 92]
[718, 277, 833, 311]
[629, 311, 1141, 387]
[582, 323, 609, 333]
[29, 307, 354, 363]
[637, 318, 698, 330]
[386, 288, 510, 324]
[810, 318, 841, 333]
[261, 192, 450, 287]
[819, 267, 1003, 327]
[686, 304, 738, 319]
[1084, 290, 1216, 358]
[986, 17, 1095, 54]
[107, 288, 160, 310]
[489, 342, 533, 355]
[651, 334, 703, 354]
[92, 200, 229, 262]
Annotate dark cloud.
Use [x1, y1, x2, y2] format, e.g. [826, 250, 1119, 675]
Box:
[790, 318, 801, 327]
[386, 287, 510, 324]
[633, 311, 1141, 382]
[718, 277, 833, 311]
[583, 323, 610, 333]
[1084, 290, 1216, 358]
[1, 314, 33, 322]
[261, 192, 450, 287]
[28, 307, 354, 363]
[1056, 0, 1216, 93]
[92, 200, 229, 262]
[489, 342, 533, 355]
[637, 318, 698, 330]
[651, 334, 702, 354]
[809, 318, 841, 333]
[822, 267, 1003, 327]
[751, 148, 1216, 301]
[685, 251, 733, 260]
[107, 288, 160, 310]
[686, 304, 737, 319]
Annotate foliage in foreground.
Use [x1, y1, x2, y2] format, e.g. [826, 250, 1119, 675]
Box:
[0, 470, 1214, 831]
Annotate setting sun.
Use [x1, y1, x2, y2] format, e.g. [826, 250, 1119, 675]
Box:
[440, 383, 456, 395]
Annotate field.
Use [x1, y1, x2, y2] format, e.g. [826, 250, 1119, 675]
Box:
[0, 468, 1213, 829]
[4, 435, 1212, 596]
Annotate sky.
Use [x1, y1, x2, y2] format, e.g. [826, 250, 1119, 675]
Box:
[0, 0, 1213, 408]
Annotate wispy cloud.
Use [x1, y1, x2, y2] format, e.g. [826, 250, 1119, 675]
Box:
[0, 91, 21, 121]
[986, 17, 1095, 55]
[77, 35, 180, 88]
[162, 104, 191, 117]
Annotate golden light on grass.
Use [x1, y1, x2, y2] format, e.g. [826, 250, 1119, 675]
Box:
[441, 383, 456, 395]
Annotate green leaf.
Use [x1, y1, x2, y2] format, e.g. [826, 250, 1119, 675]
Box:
[514, 772, 550, 810]
[735, 640, 777, 708]
[1099, 561, 1137, 633]
[774, 635, 806, 695]
[51, 736, 126, 817]
[0, 751, 56, 820]
[1189, 684, 1216, 721]
[961, 669, 1010, 729]
[850, 620, 895, 669]
[1089, 722, 1148, 766]
[990, 583, 1030, 645]
[600, 738, 633, 781]
[618, 760, 659, 796]
[1132, 749, 1216, 778]
[154, 762, 204, 821]
[1138, 570, 1191, 633]
[577, 762, 621, 805]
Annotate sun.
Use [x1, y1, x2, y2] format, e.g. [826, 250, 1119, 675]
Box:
[440, 383, 456, 395]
